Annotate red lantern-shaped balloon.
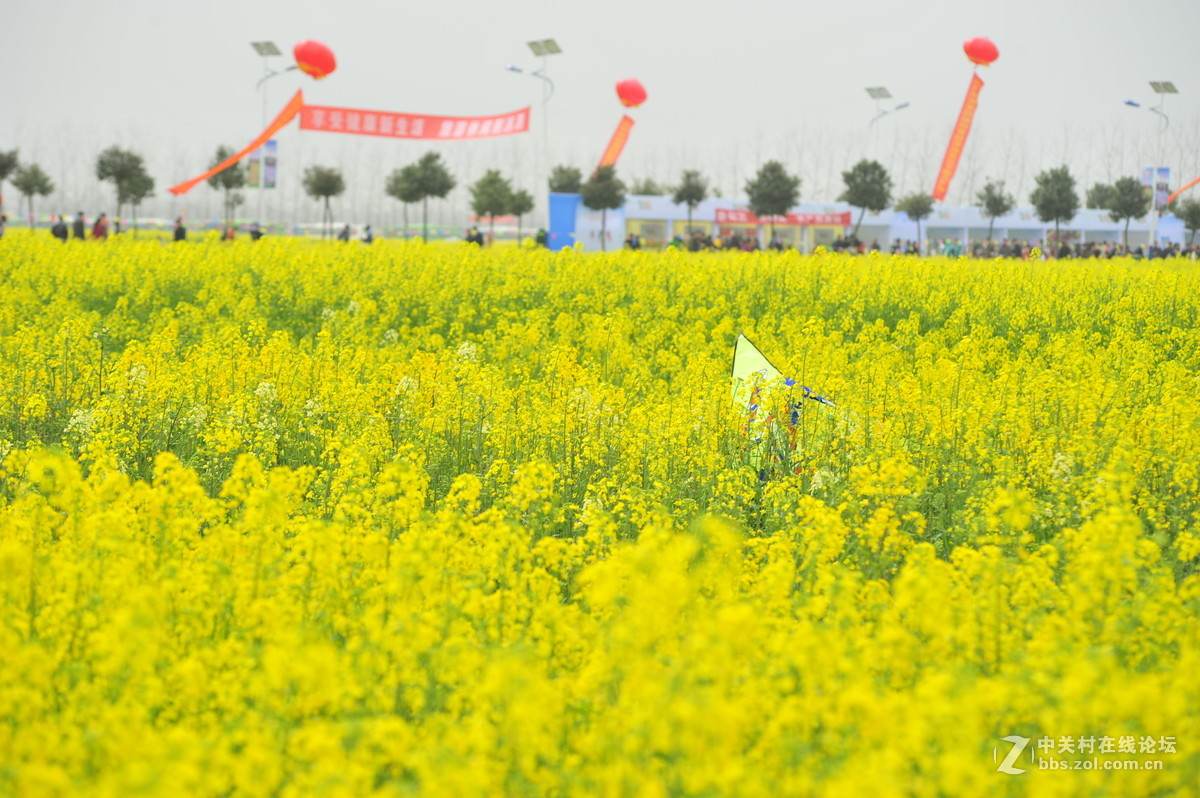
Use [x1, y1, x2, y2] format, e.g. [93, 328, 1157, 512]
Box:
[616, 79, 647, 108]
[294, 40, 337, 80]
[963, 37, 999, 67]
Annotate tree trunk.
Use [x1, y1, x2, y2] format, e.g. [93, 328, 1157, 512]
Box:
[600, 208, 607, 251]
[1124, 217, 1130, 248]
[687, 206, 693, 237]
[987, 216, 995, 241]
[489, 215, 495, 246]
[423, 197, 429, 243]
[770, 220, 776, 246]
[403, 203, 409, 240]
[517, 214, 523, 241]
[853, 206, 865, 239]
[133, 203, 138, 239]
[917, 220, 922, 253]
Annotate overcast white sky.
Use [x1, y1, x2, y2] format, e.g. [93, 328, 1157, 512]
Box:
[3, 0, 1199, 226]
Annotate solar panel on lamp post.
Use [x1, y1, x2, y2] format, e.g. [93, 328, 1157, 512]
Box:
[866, 87, 909, 168]
[250, 41, 283, 229]
[507, 39, 561, 227]
[1125, 81, 1178, 251]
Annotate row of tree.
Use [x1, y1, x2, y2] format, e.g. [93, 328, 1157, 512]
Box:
[563, 158, 1200, 248]
[0, 147, 155, 233]
[218, 147, 534, 242]
[6, 144, 1199, 247]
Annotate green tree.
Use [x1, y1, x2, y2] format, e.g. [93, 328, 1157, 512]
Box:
[1086, 182, 1116, 210]
[399, 152, 455, 242]
[469, 170, 513, 244]
[548, 165, 583, 193]
[976, 179, 1015, 240]
[0, 150, 18, 213]
[1108, 176, 1151, 247]
[630, 177, 666, 196]
[838, 159, 892, 239]
[1030, 165, 1079, 241]
[509, 189, 534, 241]
[672, 170, 709, 236]
[896, 193, 934, 253]
[580, 166, 626, 251]
[302, 166, 345, 239]
[11, 163, 54, 220]
[385, 168, 421, 239]
[1179, 198, 1200, 246]
[206, 145, 247, 230]
[745, 160, 800, 243]
[96, 146, 149, 221]
[119, 165, 154, 238]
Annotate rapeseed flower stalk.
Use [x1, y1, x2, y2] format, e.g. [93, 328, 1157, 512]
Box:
[0, 231, 1196, 795]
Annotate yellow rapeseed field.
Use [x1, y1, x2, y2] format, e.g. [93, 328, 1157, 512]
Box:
[0, 232, 1197, 796]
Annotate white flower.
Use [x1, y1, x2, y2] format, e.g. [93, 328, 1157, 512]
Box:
[382, 329, 399, 344]
[320, 308, 336, 320]
[66, 409, 97, 437]
[456, 341, 478, 362]
[254, 381, 277, 402]
[347, 300, 361, 315]
[185, 406, 208, 431]
[1050, 452, 1074, 481]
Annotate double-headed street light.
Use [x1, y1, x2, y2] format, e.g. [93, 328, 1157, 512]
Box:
[866, 86, 911, 128]
[1125, 80, 1178, 250]
[505, 38, 561, 154]
[506, 39, 561, 228]
[250, 41, 287, 226]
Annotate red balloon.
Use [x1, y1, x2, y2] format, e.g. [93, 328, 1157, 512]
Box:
[963, 37, 999, 66]
[294, 40, 337, 80]
[616, 79, 647, 108]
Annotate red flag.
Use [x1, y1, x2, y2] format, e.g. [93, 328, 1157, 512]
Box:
[597, 115, 635, 171]
[1168, 175, 1199, 206]
[932, 75, 984, 201]
[169, 91, 305, 196]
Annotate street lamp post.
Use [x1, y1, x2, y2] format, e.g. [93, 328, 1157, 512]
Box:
[507, 38, 561, 155]
[250, 41, 285, 228]
[1125, 80, 1177, 252]
[865, 87, 910, 172]
[866, 87, 911, 128]
[506, 38, 561, 228]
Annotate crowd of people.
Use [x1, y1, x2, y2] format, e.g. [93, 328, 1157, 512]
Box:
[620, 228, 1200, 260]
[4, 213, 1196, 259]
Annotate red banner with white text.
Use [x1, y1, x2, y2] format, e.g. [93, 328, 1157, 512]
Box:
[716, 209, 852, 226]
[299, 105, 529, 140]
[932, 74, 984, 201]
[597, 115, 635, 170]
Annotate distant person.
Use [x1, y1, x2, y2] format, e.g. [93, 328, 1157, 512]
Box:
[92, 213, 108, 241]
[250, 222, 263, 242]
[362, 225, 374, 244]
[0, 213, 6, 239]
[535, 228, 547, 247]
[113, 218, 121, 236]
[337, 224, 351, 242]
[73, 211, 86, 240]
[51, 214, 69, 242]
[173, 217, 187, 242]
